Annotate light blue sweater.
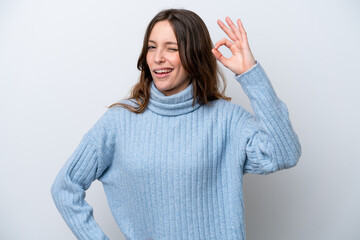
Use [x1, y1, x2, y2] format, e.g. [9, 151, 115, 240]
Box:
[51, 61, 301, 240]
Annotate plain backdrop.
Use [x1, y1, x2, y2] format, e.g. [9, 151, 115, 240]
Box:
[1, 0, 359, 239]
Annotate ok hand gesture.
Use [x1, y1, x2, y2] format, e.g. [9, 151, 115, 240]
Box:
[212, 17, 256, 76]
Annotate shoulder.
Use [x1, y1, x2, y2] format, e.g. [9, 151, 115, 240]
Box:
[200, 99, 253, 139]
[204, 98, 248, 117]
[200, 98, 251, 129]
[88, 99, 136, 132]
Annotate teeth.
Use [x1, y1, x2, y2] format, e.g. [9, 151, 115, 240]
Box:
[155, 69, 172, 74]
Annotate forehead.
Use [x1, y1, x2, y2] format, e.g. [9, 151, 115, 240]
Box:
[148, 20, 177, 43]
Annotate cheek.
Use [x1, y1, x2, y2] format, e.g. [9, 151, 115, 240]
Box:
[171, 55, 182, 69]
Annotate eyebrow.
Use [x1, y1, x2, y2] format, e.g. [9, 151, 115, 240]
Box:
[148, 40, 178, 45]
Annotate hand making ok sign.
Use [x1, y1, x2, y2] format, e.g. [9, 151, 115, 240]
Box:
[212, 17, 257, 76]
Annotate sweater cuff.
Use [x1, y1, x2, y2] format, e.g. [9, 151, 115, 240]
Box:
[234, 60, 258, 78]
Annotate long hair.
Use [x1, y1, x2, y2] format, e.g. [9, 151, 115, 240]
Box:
[107, 8, 231, 113]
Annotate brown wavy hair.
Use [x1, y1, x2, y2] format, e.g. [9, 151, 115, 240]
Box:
[107, 8, 231, 113]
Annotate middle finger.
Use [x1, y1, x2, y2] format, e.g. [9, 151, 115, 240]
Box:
[225, 17, 242, 41]
[217, 19, 237, 42]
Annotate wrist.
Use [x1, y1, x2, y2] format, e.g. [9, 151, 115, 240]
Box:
[235, 60, 258, 77]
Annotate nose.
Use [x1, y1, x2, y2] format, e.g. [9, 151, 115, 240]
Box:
[154, 49, 165, 64]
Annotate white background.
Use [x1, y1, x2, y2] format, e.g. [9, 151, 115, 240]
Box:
[1, 0, 359, 239]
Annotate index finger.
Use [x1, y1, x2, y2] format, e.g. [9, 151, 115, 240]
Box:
[217, 19, 237, 42]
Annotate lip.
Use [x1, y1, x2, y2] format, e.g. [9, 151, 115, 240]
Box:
[153, 68, 174, 79]
[153, 67, 174, 72]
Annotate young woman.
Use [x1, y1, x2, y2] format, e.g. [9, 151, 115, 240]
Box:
[51, 8, 301, 240]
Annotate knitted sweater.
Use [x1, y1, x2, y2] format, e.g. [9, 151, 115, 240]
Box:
[51, 61, 301, 240]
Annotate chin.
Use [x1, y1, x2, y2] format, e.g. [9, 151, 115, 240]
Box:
[154, 80, 173, 90]
[154, 82, 179, 96]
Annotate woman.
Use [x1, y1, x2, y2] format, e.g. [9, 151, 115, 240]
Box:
[51, 8, 301, 240]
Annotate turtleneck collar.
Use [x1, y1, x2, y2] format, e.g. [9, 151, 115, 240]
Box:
[147, 81, 202, 116]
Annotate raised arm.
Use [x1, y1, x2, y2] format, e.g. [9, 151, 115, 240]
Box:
[51, 110, 114, 239]
[235, 62, 301, 174]
[212, 17, 301, 174]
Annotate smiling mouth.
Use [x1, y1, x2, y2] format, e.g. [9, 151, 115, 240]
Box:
[154, 69, 173, 74]
[153, 68, 173, 78]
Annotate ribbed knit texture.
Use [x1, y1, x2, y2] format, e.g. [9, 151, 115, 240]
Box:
[51, 61, 301, 240]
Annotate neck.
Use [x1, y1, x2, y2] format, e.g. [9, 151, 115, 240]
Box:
[146, 81, 202, 116]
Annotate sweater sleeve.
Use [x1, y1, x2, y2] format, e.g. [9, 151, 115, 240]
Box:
[235, 61, 302, 175]
[51, 110, 115, 239]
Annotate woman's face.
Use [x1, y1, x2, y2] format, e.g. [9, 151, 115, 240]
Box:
[146, 20, 190, 96]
